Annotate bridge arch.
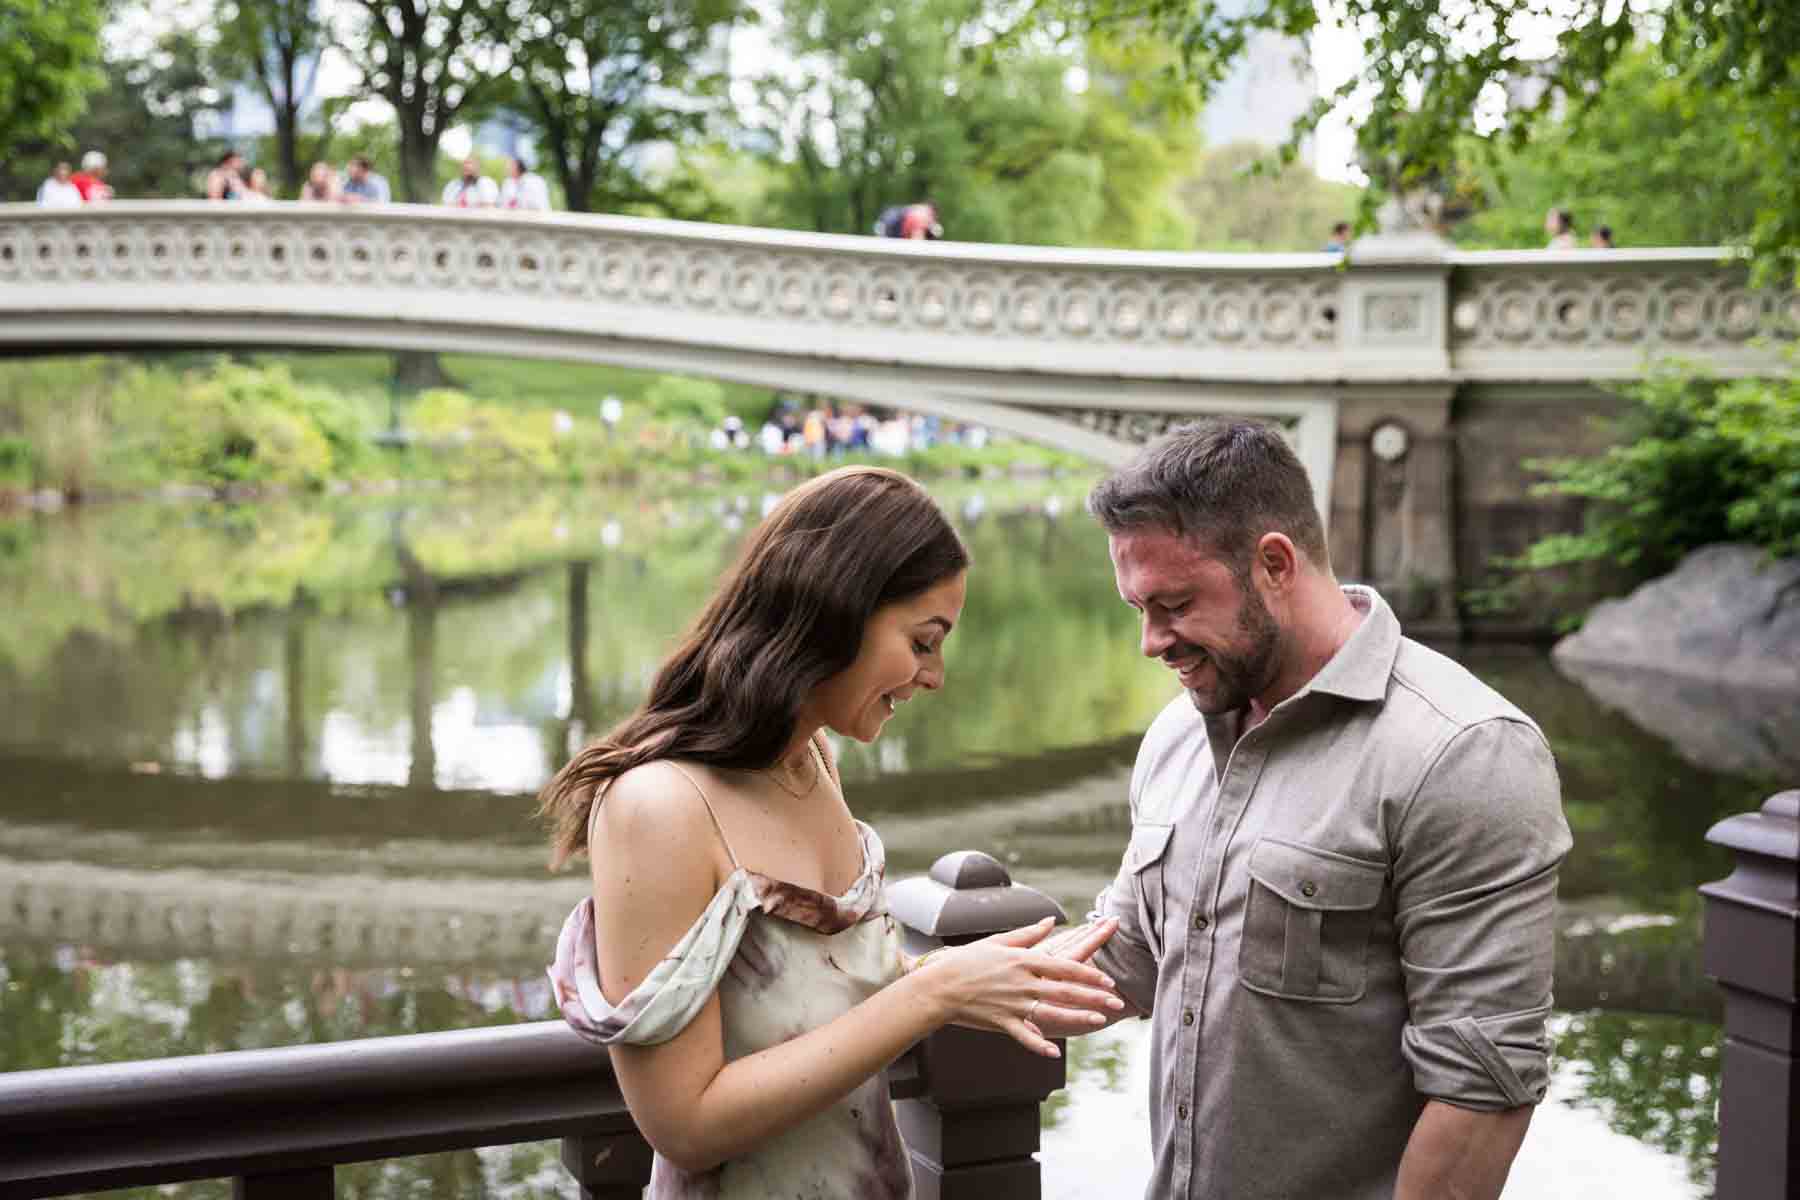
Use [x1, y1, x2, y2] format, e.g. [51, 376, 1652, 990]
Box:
[3, 202, 1791, 633]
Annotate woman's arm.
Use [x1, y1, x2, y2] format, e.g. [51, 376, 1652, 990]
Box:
[591, 765, 1120, 1173]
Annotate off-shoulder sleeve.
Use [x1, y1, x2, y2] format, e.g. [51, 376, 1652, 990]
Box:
[548, 872, 759, 1046]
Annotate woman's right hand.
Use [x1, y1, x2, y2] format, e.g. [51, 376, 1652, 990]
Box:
[919, 917, 1125, 1057]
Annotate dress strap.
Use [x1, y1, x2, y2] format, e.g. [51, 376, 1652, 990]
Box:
[584, 775, 615, 848]
[664, 761, 744, 870]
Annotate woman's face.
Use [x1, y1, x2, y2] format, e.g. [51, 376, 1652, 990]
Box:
[810, 570, 967, 743]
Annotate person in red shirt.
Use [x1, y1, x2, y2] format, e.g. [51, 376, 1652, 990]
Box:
[70, 151, 113, 203]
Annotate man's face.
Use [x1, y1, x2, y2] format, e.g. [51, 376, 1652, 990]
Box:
[1109, 526, 1282, 715]
[349, 161, 367, 181]
[462, 158, 478, 181]
[54, 163, 71, 181]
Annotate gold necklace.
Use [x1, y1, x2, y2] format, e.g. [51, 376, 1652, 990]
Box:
[762, 749, 818, 800]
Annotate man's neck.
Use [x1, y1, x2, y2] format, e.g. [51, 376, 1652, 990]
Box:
[1249, 579, 1364, 722]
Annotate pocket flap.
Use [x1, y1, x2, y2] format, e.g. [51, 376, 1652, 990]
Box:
[1248, 838, 1384, 911]
[1126, 823, 1175, 873]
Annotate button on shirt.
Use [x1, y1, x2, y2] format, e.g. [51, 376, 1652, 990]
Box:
[1090, 586, 1571, 1200]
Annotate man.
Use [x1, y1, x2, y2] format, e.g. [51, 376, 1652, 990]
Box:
[204, 150, 246, 200]
[1323, 220, 1352, 253]
[499, 156, 551, 211]
[441, 157, 498, 208]
[340, 156, 391, 205]
[36, 162, 83, 207]
[71, 151, 112, 203]
[1049, 420, 1570, 1200]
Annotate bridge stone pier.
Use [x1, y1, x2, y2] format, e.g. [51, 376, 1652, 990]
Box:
[2, 203, 1792, 634]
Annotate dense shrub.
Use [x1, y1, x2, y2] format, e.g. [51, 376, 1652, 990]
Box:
[1480, 357, 1799, 614]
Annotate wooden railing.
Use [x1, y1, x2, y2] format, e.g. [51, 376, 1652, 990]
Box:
[0, 851, 1072, 1200]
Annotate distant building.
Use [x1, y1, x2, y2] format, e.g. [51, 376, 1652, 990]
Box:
[1201, 24, 1317, 166]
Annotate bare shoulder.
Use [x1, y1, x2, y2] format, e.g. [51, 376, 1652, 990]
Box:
[589, 761, 725, 890]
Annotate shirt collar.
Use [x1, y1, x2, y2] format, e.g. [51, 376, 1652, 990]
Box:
[1297, 585, 1400, 704]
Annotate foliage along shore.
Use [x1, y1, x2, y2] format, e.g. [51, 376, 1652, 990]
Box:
[0, 352, 1088, 510]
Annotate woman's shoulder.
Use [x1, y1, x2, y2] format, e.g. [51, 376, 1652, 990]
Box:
[592, 760, 746, 868]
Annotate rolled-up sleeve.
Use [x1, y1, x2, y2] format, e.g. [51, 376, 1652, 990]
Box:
[1392, 717, 1572, 1110]
[1086, 758, 1160, 1017]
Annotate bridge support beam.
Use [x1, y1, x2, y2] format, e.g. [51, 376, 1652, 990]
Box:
[1333, 385, 1462, 638]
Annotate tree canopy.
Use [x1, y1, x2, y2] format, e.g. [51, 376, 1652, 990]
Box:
[747, 0, 1196, 247]
[1032, 0, 1800, 279]
[0, 0, 105, 169]
[0, 29, 224, 201]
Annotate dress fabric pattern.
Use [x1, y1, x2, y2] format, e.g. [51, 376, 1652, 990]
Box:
[549, 811, 914, 1200]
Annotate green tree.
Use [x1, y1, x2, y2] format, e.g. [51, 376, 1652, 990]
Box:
[0, 31, 226, 202]
[1178, 141, 1360, 251]
[1475, 360, 1800, 617]
[212, 0, 330, 197]
[1032, 0, 1800, 281]
[477, 0, 743, 214]
[328, 0, 506, 203]
[1449, 45, 1770, 251]
[751, 0, 1193, 248]
[0, 0, 104, 173]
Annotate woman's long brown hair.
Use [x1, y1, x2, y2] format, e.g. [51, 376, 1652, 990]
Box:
[538, 466, 969, 868]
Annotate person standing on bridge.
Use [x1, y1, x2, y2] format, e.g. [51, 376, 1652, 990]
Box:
[442, 156, 498, 208]
[1039, 420, 1570, 1200]
[541, 466, 1122, 1199]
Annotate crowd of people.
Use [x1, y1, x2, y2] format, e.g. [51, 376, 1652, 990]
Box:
[1544, 206, 1615, 249]
[706, 404, 987, 459]
[33, 147, 555, 212]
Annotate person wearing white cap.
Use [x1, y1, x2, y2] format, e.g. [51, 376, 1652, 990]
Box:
[71, 151, 112, 203]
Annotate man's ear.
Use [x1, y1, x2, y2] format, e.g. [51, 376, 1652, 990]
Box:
[1254, 532, 1301, 593]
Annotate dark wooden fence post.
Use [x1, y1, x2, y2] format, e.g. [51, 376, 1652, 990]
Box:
[232, 1167, 333, 1199]
[888, 850, 1071, 1200]
[1699, 790, 1799, 1200]
[560, 1122, 655, 1199]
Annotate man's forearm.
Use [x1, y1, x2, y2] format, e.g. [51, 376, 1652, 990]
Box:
[1394, 1099, 1533, 1200]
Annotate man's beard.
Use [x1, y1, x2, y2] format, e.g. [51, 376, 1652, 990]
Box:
[1172, 582, 1282, 716]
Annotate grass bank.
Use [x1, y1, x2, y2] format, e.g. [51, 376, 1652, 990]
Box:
[0, 352, 1088, 505]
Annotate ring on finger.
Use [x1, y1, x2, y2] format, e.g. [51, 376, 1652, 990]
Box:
[1025, 998, 1041, 1024]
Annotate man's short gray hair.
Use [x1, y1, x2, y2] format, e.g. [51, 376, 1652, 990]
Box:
[80, 150, 107, 172]
[1086, 419, 1329, 571]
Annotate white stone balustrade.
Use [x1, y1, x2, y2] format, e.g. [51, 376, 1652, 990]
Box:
[1, 201, 1793, 565]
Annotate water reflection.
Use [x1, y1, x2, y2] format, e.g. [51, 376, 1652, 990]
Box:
[0, 484, 1776, 1197]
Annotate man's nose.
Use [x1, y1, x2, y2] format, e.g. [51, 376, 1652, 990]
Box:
[1140, 616, 1175, 660]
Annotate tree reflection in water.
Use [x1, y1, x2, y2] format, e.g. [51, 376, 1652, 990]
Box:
[1548, 1011, 1720, 1190]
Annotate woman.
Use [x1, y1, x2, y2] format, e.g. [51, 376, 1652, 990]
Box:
[542, 466, 1120, 1198]
[299, 161, 338, 203]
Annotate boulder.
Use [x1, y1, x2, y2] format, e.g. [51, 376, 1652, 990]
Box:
[1554, 544, 1800, 692]
[1552, 544, 1800, 779]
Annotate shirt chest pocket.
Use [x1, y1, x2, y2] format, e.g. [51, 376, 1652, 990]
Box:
[1127, 823, 1176, 960]
[1239, 838, 1385, 1003]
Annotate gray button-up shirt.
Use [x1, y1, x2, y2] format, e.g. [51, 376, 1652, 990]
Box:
[1090, 587, 1572, 1200]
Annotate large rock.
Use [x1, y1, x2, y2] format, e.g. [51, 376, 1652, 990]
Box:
[1554, 544, 1800, 691]
[1552, 544, 1800, 779]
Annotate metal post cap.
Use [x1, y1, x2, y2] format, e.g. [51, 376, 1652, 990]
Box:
[886, 850, 1067, 942]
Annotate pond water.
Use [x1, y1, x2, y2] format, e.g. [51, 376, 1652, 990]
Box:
[0, 480, 1773, 1199]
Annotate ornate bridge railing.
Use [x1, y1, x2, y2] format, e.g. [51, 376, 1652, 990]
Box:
[3, 203, 1793, 634]
[1, 202, 1792, 479]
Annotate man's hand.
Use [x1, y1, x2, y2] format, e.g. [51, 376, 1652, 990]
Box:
[1039, 917, 1119, 962]
[1032, 918, 1133, 1038]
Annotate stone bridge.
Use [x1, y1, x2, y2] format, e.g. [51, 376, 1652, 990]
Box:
[2, 203, 1793, 632]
